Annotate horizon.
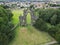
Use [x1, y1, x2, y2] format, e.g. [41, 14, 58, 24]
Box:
[0, 0, 51, 2]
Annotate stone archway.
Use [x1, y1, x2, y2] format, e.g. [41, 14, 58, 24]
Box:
[19, 9, 38, 26]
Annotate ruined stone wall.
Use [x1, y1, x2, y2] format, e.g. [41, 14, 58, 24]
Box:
[19, 9, 38, 26]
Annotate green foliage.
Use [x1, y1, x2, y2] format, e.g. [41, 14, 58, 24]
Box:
[49, 4, 60, 7]
[11, 4, 17, 8]
[0, 6, 14, 45]
[0, 5, 10, 9]
[38, 9, 60, 25]
[20, 6, 24, 8]
[34, 9, 60, 43]
[29, 5, 35, 9]
[34, 18, 48, 31]
[50, 15, 57, 25]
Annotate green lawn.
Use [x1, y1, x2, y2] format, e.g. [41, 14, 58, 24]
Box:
[11, 9, 23, 25]
[9, 9, 54, 45]
[26, 13, 31, 24]
[12, 9, 31, 25]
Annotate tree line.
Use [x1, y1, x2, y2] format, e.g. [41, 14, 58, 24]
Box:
[34, 8, 60, 44]
[0, 6, 15, 45]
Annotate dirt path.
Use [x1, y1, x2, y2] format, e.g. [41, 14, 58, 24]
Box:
[44, 41, 57, 45]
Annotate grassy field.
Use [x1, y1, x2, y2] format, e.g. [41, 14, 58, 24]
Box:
[11, 9, 23, 25]
[9, 9, 54, 45]
[26, 13, 31, 24]
[11, 9, 31, 25]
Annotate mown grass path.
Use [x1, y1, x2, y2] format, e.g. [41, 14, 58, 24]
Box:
[9, 26, 54, 45]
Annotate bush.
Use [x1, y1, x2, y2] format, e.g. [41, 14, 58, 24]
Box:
[34, 18, 48, 31]
[34, 8, 60, 43]
[0, 6, 15, 45]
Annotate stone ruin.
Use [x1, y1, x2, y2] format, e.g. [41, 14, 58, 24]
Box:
[19, 9, 38, 26]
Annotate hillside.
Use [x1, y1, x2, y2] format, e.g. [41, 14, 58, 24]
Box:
[9, 9, 54, 45]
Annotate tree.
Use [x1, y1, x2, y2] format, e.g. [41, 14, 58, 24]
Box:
[34, 8, 60, 43]
[0, 6, 14, 45]
[0, 5, 10, 9]
[55, 24, 60, 43]
[34, 18, 48, 31]
[50, 15, 57, 25]
[29, 5, 35, 9]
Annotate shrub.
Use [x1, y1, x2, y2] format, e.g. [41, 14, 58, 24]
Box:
[0, 6, 15, 45]
[34, 8, 60, 43]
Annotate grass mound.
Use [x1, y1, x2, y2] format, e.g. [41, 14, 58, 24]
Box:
[9, 9, 54, 45]
[9, 26, 54, 45]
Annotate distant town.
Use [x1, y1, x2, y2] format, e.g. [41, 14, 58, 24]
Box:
[0, 0, 60, 9]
